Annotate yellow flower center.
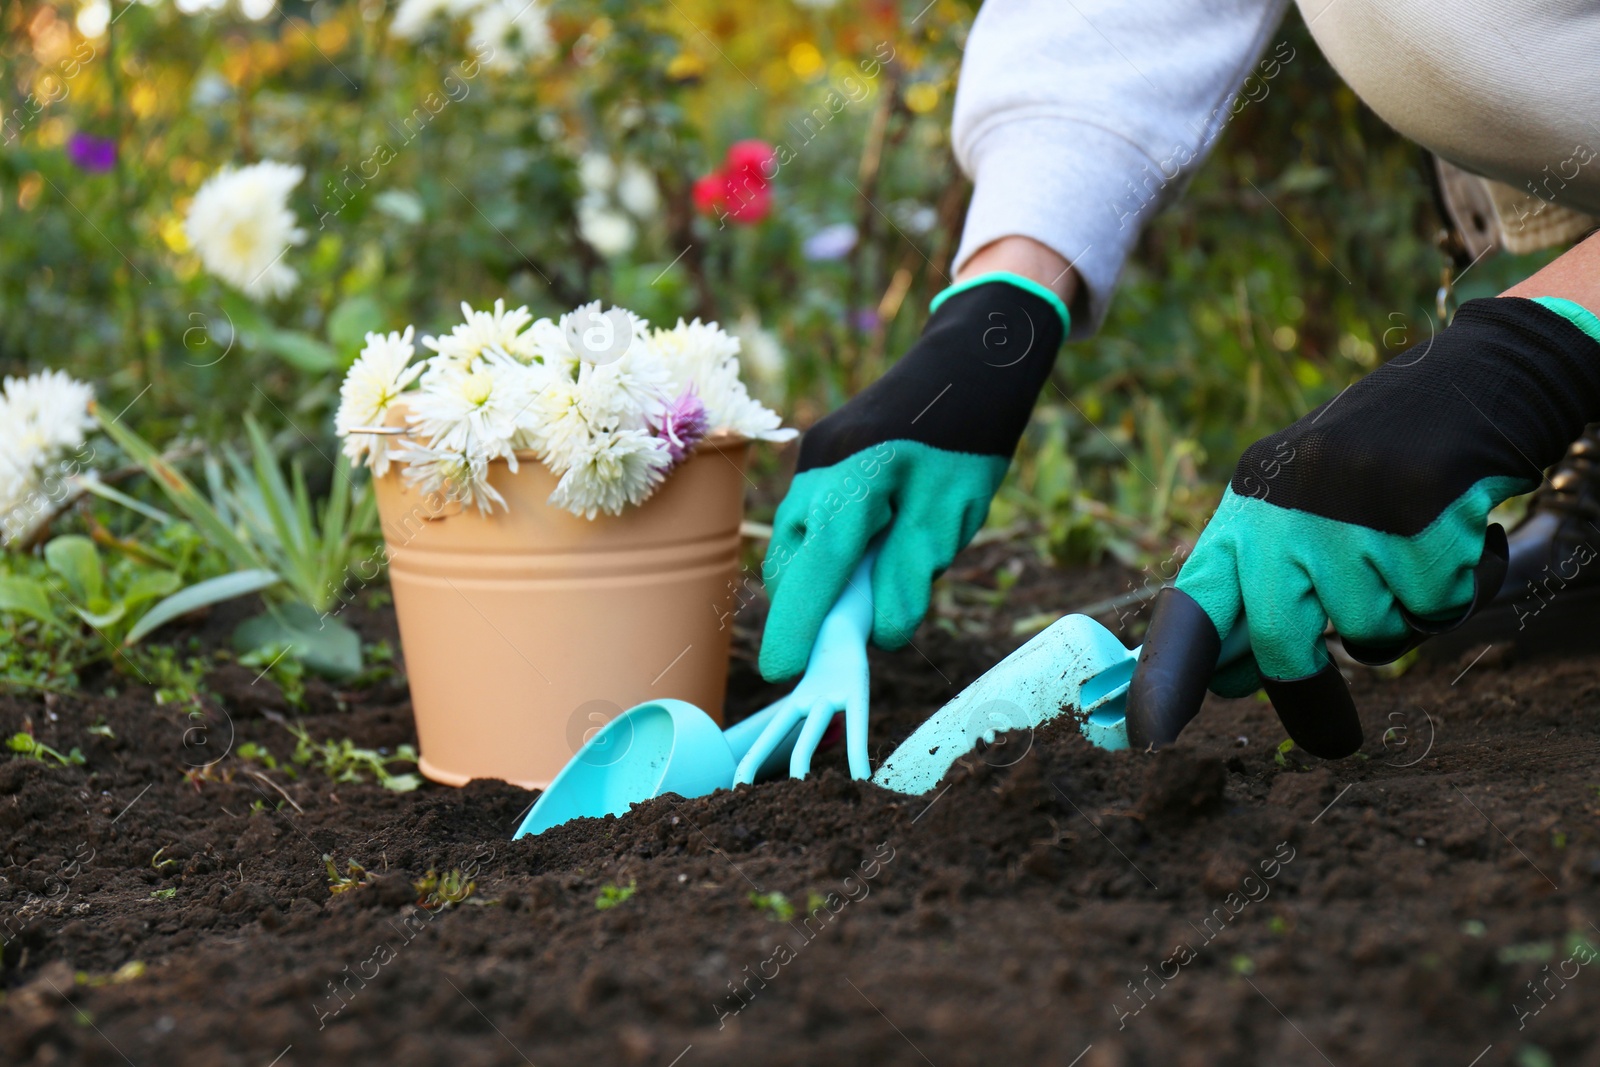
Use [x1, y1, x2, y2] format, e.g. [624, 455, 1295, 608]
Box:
[226, 223, 260, 261]
[462, 371, 495, 407]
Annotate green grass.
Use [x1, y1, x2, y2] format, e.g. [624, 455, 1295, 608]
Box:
[595, 881, 637, 911]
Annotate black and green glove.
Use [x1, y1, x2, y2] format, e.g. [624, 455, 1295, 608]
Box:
[1177, 296, 1600, 694]
[759, 272, 1070, 681]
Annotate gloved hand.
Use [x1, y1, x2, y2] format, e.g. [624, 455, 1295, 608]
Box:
[1176, 296, 1600, 694]
[759, 271, 1070, 681]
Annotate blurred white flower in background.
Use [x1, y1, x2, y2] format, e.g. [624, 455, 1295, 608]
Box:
[335, 327, 423, 477]
[730, 311, 787, 402]
[469, 0, 555, 70]
[572, 153, 657, 256]
[3, 372, 96, 457]
[238, 0, 276, 21]
[183, 161, 307, 300]
[576, 201, 637, 258]
[391, 0, 556, 69]
[615, 162, 660, 218]
[577, 152, 617, 196]
[174, 0, 225, 13]
[0, 371, 96, 545]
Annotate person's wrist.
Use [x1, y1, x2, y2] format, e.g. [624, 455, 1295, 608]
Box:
[928, 270, 1071, 335]
[954, 235, 1077, 307]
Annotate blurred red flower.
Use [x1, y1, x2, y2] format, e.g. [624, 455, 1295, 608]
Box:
[693, 139, 777, 226]
[724, 139, 777, 187]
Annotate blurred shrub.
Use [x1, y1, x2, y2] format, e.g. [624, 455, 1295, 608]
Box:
[0, 0, 1558, 570]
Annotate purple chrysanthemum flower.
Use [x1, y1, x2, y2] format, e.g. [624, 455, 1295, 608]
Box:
[654, 388, 709, 464]
[67, 133, 117, 173]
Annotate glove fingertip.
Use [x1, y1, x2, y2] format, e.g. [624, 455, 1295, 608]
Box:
[757, 639, 806, 683]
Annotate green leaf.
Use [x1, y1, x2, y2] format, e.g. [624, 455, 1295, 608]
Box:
[217, 291, 272, 341]
[262, 330, 338, 373]
[72, 602, 126, 631]
[0, 577, 63, 629]
[73, 475, 174, 525]
[95, 414, 263, 574]
[44, 536, 104, 604]
[233, 601, 362, 679]
[125, 569, 281, 645]
[120, 570, 183, 612]
[327, 295, 388, 362]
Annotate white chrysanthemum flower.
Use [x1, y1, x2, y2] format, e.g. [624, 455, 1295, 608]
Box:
[615, 161, 660, 219]
[521, 366, 592, 465]
[0, 422, 49, 545]
[336, 327, 423, 477]
[652, 319, 796, 442]
[469, 0, 554, 70]
[546, 428, 672, 519]
[576, 201, 637, 258]
[2, 370, 96, 455]
[593, 352, 670, 431]
[423, 299, 539, 368]
[184, 161, 307, 300]
[523, 315, 577, 375]
[0, 464, 44, 546]
[406, 349, 537, 465]
[394, 440, 506, 515]
[556, 301, 653, 376]
[0, 370, 96, 545]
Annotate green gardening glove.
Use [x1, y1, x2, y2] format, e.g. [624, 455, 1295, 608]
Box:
[1176, 296, 1600, 696]
[759, 272, 1071, 681]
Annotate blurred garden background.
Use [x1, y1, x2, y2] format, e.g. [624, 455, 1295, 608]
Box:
[0, 0, 1560, 694]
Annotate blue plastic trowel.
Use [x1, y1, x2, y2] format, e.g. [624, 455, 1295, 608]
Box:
[870, 613, 1138, 795]
[869, 607, 1253, 795]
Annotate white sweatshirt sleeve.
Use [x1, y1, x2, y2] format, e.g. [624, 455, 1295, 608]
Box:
[952, 0, 1291, 338]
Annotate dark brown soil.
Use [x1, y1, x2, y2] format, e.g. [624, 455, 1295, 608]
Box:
[3, 543, 1600, 1067]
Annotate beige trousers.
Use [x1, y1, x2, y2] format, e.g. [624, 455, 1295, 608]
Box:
[1298, 0, 1599, 254]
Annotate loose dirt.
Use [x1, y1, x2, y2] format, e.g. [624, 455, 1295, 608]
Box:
[2, 543, 1598, 1066]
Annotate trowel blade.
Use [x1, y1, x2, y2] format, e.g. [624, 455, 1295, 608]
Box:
[871, 614, 1139, 796]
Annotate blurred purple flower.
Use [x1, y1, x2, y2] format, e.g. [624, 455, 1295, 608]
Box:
[851, 308, 880, 333]
[654, 388, 709, 464]
[802, 222, 857, 261]
[67, 133, 117, 173]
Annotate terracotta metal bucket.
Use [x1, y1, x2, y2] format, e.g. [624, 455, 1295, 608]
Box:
[372, 435, 752, 789]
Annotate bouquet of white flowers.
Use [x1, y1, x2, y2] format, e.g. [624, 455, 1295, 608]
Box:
[335, 300, 794, 519]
